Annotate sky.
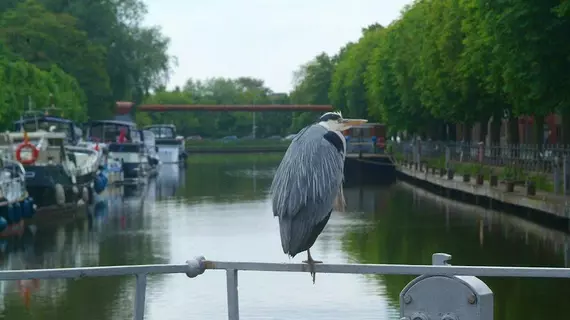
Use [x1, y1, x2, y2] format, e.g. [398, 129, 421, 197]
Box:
[142, 0, 412, 93]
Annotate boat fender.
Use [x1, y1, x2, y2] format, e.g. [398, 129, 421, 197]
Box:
[72, 186, 79, 194]
[82, 187, 89, 203]
[54, 184, 65, 206]
[0, 217, 7, 232]
[0, 199, 8, 226]
[93, 173, 108, 194]
[21, 198, 32, 219]
[27, 197, 36, 217]
[11, 202, 21, 223]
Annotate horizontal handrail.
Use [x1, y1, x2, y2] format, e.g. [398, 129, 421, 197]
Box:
[1, 258, 569, 280]
[2, 256, 568, 319]
[0, 264, 193, 281]
[202, 259, 570, 278]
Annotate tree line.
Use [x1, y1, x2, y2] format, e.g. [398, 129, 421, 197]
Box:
[290, 0, 570, 146]
[0, 0, 171, 128]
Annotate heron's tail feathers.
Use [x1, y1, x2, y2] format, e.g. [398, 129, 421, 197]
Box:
[279, 217, 291, 255]
[333, 187, 346, 212]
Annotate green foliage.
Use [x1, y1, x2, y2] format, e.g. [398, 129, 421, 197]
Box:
[0, 51, 85, 128]
[0, 0, 173, 124]
[290, 0, 570, 142]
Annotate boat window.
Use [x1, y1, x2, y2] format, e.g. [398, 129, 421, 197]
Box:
[89, 123, 137, 143]
[148, 127, 175, 139]
[47, 138, 64, 146]
[19, 120, 70, 135]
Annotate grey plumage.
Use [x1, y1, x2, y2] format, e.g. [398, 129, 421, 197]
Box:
[270, 124, 345, 257]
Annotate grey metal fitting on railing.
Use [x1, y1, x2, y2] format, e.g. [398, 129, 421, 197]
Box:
[400, 253, 493, 320]
[185, 256, 206, 278]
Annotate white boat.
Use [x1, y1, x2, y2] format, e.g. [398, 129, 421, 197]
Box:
[0, 133, 35, 234]
[13, 111, 110, 208]
[3, 131, 102, 209]
[85, 120, 155, 185]
[143, 124, 187, 165]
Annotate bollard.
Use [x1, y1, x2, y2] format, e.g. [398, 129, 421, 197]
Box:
[400, 253, 493, 320]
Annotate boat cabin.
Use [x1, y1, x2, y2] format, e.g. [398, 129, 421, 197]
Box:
[85, 120, 141, 144]
[13, 116, 82, 145]
[144, 125, 177, 139]
[343, 123, 387, 153]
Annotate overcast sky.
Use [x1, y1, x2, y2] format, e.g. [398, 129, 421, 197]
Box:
[143, 0, 412, 93]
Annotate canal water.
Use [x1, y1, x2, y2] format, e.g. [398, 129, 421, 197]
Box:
[0, 154, 569, 319]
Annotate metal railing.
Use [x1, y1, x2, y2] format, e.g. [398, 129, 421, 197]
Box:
[390, 139, 570, 195]
[3, 253, 570, 319]
[391, 140, 570, 173]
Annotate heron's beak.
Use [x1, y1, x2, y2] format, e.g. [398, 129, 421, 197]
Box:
[342, 119, 368, 126]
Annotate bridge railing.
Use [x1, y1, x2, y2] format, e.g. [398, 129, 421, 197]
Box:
[3, 253, 569, 319]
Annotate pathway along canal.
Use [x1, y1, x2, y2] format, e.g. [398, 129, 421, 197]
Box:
[0, 154, 568, 319]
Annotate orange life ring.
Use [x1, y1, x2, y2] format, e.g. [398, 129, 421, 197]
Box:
[15, 142, 39, 165]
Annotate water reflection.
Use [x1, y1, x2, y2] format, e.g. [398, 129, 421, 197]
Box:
[0, 155, 567, 319]
[342, 181, 570, 319]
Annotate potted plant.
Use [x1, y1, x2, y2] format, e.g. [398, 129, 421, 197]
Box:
[526, 176, 537, 196]
[447, 168, 454, 180]
[475, 165, 484, 185]
[503, 165, 516, 192]
[463, 172, 471, 182]
[489, 169, 498, 187]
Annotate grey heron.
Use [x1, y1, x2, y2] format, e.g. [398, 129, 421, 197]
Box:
[270, 111, 367, 283]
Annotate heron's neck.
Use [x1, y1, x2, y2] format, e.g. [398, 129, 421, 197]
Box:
[318, 121, 330, 130]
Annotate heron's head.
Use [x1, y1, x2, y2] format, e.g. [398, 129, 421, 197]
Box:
[317, 112, 368, 131]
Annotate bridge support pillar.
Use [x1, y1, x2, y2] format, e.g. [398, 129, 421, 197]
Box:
[399, 253, 493, 320]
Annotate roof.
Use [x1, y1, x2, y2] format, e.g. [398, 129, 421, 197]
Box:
[14, 116, 74, 125]
[87, 120, 136, 127]
[144, 124, 176, 129]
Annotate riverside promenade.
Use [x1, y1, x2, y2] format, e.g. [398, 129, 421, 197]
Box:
[391, 140, 570, 227]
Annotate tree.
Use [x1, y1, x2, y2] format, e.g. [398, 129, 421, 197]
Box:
[0, 0, 110, 119]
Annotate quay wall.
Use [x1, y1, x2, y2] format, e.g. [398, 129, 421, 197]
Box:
[395, 164, 570, 232]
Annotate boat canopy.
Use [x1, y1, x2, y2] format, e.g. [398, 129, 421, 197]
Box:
[144, 125, 176, 139]
[86, 120, 140, 143]
[14, 116, 81, 145]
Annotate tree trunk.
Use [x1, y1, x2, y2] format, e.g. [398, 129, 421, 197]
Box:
[479, 117, 490, 142]
[508, 117, 519, 158]
[448, 123, 457, 142]
[562, 110, 570, 144]
[463, 123, 472, 143]
[490, 115, 502, 145]
[534, 115, 544, 151]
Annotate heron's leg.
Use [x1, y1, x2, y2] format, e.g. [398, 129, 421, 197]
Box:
[302, 249, 322, 284]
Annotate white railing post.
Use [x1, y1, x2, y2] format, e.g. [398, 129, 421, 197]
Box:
[134, 273, 147, 320]
[226, 269, 240, 320]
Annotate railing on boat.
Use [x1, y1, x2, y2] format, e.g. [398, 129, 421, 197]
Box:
[1, 252, 568, 320]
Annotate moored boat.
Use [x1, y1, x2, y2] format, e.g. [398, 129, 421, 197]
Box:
[85, 120, 153, 185]
[7, 131, 102, 209]
[143, 124, 187, 166]
[0, 134, 36, 237]
[141, 130, 160, 177]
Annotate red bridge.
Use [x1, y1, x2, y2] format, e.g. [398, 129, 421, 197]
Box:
[116, 102, 333, 114]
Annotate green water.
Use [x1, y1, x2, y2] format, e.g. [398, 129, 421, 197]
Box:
[0, 154, 567, 319]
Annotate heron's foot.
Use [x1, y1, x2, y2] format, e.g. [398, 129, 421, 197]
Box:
[302, 259, 323, 264]
[302, 259, 322, 284]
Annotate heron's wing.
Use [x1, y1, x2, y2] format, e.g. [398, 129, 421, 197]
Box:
[270, 125, 344, 222]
